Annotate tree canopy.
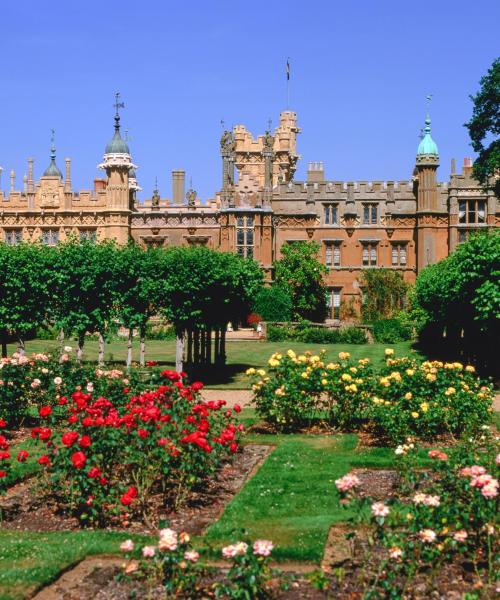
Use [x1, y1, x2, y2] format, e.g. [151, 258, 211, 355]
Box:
[273, 241, 327, 322]
[464, 57, 500, 196]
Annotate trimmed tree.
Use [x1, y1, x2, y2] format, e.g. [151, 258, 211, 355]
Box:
[273, 241, 327, 322]
[360, 269, 409, 323]
[252, 285, 293, 322]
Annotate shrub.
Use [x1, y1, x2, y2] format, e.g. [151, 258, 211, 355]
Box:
[34, 372, 242, 524]
[266, 323, 367, 344]
[339, 326, 368, 344]
[373, 318, 413, 343]
[252, 286, 293, 322]
[370, 352, 494, 443]
[360, 269, 408, 323]
[266, 323, 294, 342]
[336, 431, 499, 596]
[145, 322, 176, 340]
[247, 350, 374, 430]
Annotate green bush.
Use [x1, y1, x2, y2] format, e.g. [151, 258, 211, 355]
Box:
[266, 323, 294, 342]
[373, 318, 413, 343]
[35, 325, 59, 340]
[145, 323, 175, 340]
[266, 323, 367, 344]
[252, 286, 293, 322]
[340, 326, 368, 344]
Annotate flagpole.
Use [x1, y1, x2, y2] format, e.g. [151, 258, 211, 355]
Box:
[286, 57, 290, 110]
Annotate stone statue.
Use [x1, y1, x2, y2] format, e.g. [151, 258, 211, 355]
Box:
[263, 131, 274, 151]
[220, 130, 235, 153]
[186, 188, 196, 206]
[151, 188, 160, 208]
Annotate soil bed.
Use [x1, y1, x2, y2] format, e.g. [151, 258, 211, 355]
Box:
[0, 444, 272, 535]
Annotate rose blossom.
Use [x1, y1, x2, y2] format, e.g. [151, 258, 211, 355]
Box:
[371, 502, 390, 517]
[31, 379, 41, 389]
[86, 382, 94, 393]
[453, 530, 468, 542]
[124, 560, 139, 574]
[142, 546, 156, 558]
[222, 542, 248, 558]
[389, 547, 403, 559]
[470, 474, 495, 488]
[419, 529, 437, 543]
[496, 454, 500, 466]
[53, 377, 63, 385]
[184, 550, 199, 562]
[120, 539, 134, 552]
[158, 528, 178, 551]
[335, 473, 361, 492]
[481, 481, 499, 499]
[253, 540, 274, 556]
[64, 346, 72, 352]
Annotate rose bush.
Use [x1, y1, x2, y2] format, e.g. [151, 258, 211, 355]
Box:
[248, 349, 493, 440]
[371, 352, 494, 443]
[34, 370, 242, 525]
[247, 350, 373, 431]
[0, 350, 147, 427]
[335, 429, 500, 596]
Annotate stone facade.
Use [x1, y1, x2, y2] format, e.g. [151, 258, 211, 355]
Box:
[0, 107, 497, 320]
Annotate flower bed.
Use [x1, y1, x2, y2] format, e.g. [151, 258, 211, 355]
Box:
[334, 429, 500, 596]
[247, 349, 494, 442]
[2, 370, 243, 526]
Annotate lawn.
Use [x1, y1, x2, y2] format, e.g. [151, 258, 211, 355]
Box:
[7, 339, 417, 389]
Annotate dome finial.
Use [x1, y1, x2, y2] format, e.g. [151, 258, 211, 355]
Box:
[43, 128, 63, 177]
[114, 92, 125, 133]
[417, 94, 438, 157]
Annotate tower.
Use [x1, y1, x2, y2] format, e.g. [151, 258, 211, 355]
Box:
[415, 113, 445, 270]
[98, 93, 136, 242]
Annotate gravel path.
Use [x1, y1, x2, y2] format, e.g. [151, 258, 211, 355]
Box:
[200, 389, 253, 408]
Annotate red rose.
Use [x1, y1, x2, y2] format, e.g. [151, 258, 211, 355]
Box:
[79, 435, 92, 448]
[120, 493, 133, 506]
[87, 467, 102, 479]
[58, 396, 68, 406]
[39, 406, 52, 418]
[0, 470, 7, 478]
[68, 415, 78, 424]
[99, 477, 108, 485]
[123, 387, 130, 394]
[146, 361, 158, 367]
[137, 429, 149, 439]
[61, 431, 79, 447]
[38, 427, 52, 441]
[158, 437, 168, 446]
[191, 382, 204, 392]
[230, 442, 238, 453]
[71, 451, 87, 469]
[0, 435, 8, 450]
[38, 455, 50, 466]
[16, 450, 29, 462]
[0, 418, 7, 428]
[126, 485, 138, 499]
[0, 451, 10, 460]
[233, 404, 241, 413]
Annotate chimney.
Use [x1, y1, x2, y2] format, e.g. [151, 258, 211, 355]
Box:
[94, 178, 107, 191]
[463, 157, 473, 175]
[65, 158, 71, 191]
[307, 161, 325, 183]
[451, 158, 456, 176]
[172, 170, 185, 204]
[28, 158, 34, 192]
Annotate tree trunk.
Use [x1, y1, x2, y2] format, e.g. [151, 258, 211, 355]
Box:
[207, 328, 212, 365]
[126, 328, 133, 370]
[139, 324, 146, 367]
[1, 339, 7, 358]
[187, 329, 193, 365]
[77, 332, 85, 363]
[98, 333, 105, 366]
[194, 329, 200, 366]
[17, 338, 25, 356]
[214, 329, 220, 364]
[220, 328, 226, 366]
[58, 328, 65, 356]
[175, 331, 184, 373]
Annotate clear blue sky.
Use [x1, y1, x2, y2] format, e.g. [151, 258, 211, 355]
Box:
[0, 0, 498, 201]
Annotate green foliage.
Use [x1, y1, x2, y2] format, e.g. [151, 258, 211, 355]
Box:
[247, 350, 493, 441]
[414, 231, 500, 373]
[266, 323, 368, 344]
[360, 269, 408, 322]
[144, 322, 175, 340]
[373, 318, 413, 344]
[464, 57, 500, 196]
[273, 241, 327, 322]
[0, 243, 55, 348]
[252, 285, 292, 322]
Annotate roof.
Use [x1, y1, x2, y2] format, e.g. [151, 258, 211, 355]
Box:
[417, 116, 438, 156]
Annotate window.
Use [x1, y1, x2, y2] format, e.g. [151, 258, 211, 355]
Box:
[326, 288, 342, 320]
[5, 229, 22, 245]
[41, 229, 59, 246]
[236, 215, 254, 258]
[323, 204, 338, 225]
[458, 200, 486, 224]
[79, 229, 97, 242]
[391, 243, 408, 266]
[325, 242, 341, 267]
[363, 204, 378, 225]
[362, 242, 378, 266]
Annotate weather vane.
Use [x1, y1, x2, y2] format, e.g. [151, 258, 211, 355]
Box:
[220, 119, 225, 130]
[50, 128, 55, 144]
[267, 118, 272, 132]
[114, 92, 125, 115]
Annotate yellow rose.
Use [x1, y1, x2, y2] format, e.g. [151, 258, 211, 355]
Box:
[321, 378, 328, 386]
[311, 355, 320, 363]
[246, 368, 256, 375]
[268, 358, 279, 367]
[301, 372, 308, 379]
[405, 369, 415, 376]
[341, 373, 352, 382]
[338, 352, 350, 360]
[426, 374, 436, 382]
[404, 392, 412, 400]
[287, 349, 296, 358]
[444, 387, 456, 396]
[420, 402, 429, 412]
[257, 369, 266, 376]
[385, 348, 394, 356]
[349, 367, 358, 373]
[465, 365, 475, 373]
[411, 411, 419, 418]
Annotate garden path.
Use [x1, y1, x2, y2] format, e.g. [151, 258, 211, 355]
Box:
[201, 388, 252, 407]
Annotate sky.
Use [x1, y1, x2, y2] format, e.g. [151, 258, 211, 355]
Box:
[0, 0, 498, 202]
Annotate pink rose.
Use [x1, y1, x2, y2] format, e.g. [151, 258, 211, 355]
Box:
[371, 502, 390, 517]
[453, 530, 468, 542]
[142, 545, 156, 558]
[120, 539, 134, 552]
[184, 550, 199, 562]
[253, 539, 274, 556]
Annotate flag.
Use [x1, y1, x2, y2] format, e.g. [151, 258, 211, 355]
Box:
[286, 58, 290, 81]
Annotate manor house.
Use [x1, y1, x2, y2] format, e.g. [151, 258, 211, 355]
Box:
[0, 103, 497, 319]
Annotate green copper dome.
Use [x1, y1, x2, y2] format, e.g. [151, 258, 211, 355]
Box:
[417, 116, 438, 156]
[43, 138, 62, 177]
[105, 129, 130, 154]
